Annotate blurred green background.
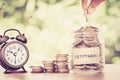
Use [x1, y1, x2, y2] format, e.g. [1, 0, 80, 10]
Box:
[0, 0, 120, 65]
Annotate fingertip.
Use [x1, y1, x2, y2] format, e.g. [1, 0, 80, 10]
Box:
[87, 7, 96, 15]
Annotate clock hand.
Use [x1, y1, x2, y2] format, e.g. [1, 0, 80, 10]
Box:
[13, 52, 17, 64]
[15, 48, 20, 54]
[8, 50, 14, 54]
[14, 55, 16, 64]
[12, 48, 20, 64]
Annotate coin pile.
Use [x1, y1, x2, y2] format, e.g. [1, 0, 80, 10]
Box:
[72, 26, 104, 71]
[55, 54, 69, 73]
[30, 54, 70, 73]
[30, 66, 44, 73]
[43, 61, 56, 73]
[73, 26, 100, 48]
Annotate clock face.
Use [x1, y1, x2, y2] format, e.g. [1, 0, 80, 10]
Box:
[1, 41, 29, 68]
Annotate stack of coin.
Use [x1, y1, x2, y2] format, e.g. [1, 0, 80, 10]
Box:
[55, 54, 69, 73]
[43, 61, 56, 73]
[30, 66, 44, 73]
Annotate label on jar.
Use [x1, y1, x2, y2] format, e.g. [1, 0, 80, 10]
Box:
[72, 47, 99, 64]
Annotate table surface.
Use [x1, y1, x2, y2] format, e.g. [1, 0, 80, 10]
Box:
[0, 64, 120, 80]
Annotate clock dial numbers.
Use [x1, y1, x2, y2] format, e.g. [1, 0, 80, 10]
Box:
[5, 53, 9, 56]
[18, 59, 20, 63]
[4, 42, 28, 66]
[13, 45, 16, 49]
[7, 57, 10, 60]
[11, 59, 13, 63]
[9, 47, 12, 50]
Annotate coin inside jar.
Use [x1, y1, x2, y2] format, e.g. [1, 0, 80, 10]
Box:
[72, 65, 85, 69]
[73, 38, 83, 46]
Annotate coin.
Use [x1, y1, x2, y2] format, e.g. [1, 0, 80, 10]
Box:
[30, 66, 44, 73]
[56, 54, 68, 62]
[57, 68, 69, 73]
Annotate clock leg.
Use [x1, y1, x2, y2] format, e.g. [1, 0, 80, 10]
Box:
[4, 67, 27, 73]
[4, 68, 10, 74]
[22, 66, 27, 72]
[5, 69, 8, 73]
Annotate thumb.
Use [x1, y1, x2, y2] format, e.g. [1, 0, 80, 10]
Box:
[87, 0, 105, 15]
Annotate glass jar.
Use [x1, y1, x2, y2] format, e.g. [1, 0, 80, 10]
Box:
[71, 26, 105, 73]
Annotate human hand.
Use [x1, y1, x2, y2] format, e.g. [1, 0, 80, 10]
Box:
[82, 0, 105, 15]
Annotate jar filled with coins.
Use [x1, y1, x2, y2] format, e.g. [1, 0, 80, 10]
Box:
[71, 26, 105, 73]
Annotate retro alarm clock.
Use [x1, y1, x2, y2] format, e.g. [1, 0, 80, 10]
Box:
[0, 29, 29, 73]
